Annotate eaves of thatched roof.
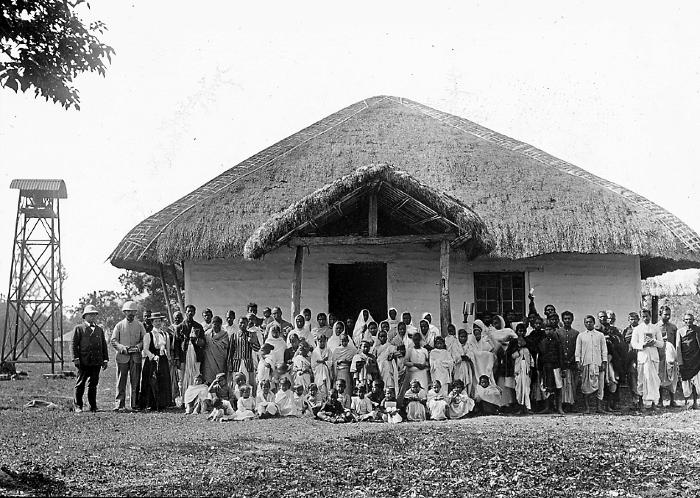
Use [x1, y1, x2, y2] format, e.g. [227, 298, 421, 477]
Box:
[242, 164, 494, 260]
[109, 96, 700, 278]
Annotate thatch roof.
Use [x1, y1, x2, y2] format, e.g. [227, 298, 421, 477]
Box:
[109, 96, 700, 278]
[243, 164, 494, 260]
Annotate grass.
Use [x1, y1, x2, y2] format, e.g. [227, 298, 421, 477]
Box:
[1, 359, 700, 496]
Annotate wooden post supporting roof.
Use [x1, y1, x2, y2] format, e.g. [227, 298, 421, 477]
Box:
[159, 264, 173, 323]
[439, 239, 451, 336]
[291, 246, 304, 318]
[170, 264, 185, 313]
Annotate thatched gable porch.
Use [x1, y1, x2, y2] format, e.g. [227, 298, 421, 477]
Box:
[243, 164, 493, 332]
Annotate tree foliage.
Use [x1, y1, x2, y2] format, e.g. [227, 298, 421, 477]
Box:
[0, 0, 115, 110]
[118, 270, 177, 316]
[69, 271, 178, 330]
[69, 289, 123, 331]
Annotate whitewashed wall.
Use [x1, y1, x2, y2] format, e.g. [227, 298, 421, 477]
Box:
[185, 248, 640, 329]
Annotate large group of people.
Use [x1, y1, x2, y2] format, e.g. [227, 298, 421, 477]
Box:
[71, 295, 700, 422]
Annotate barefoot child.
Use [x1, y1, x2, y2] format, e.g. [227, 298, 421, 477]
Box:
[306, 383, 324, 416]
[474, 375, 501, 415]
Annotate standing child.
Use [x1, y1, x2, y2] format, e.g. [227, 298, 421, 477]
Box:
[256, 343, 274, 388]
[292, 343, 313, 392]
[508, 324, 533, 415]
[446, 379, 474, 419]
[403, 379, 427, 421]
[275, 377, 295, 416]
[255, 379, 278, 418]
[429, 337, 454, 395]
[427, 380, 448, 420]
[351, 341, 378, 390]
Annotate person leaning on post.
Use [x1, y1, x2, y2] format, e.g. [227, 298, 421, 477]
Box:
[72, 304, 109, 413]
[110, 301, 146, 411]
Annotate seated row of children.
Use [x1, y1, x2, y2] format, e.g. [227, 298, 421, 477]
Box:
[185, 368, 500, 423]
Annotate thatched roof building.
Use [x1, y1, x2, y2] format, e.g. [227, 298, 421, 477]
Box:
[110, 95, 700, 280]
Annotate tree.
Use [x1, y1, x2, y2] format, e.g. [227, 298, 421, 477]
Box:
[118, 270, 178, 316]
[69, 289, 123, 332]
[0, 0, 115, 110]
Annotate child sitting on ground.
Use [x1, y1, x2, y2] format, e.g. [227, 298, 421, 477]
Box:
[351, 385, 375, 421]
[291, 384, 312, 417]
[403, 379, 427, 421]
[474, 375, 502, 415]
[184, 374, 210, 415]
[275, 377, 295, 416]
[427, 379, 448, 421]
[336, 379, 352, 410]
[221, 384, 256, 421]
[306, 383, 324, 416]
[446, 379, 474, 419]
[255, 379, 278, 418]
[380, 387, 402, 423]
[317, 388, 352, 423]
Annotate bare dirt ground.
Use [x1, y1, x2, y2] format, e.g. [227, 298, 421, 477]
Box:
[1, 361, 700, 497]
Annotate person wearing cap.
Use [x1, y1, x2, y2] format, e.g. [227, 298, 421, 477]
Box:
[72, 305, 109, 413]
[110, 301, 146, 411]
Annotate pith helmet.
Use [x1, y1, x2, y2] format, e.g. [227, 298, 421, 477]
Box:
[82, 304, 99, 317]
[122, 301, 138, 312]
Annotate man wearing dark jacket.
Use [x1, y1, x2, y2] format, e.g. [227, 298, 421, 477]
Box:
[72, 305, 109, 412]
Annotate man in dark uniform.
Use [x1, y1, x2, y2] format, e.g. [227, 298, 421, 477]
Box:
[72, 304, 109, 412]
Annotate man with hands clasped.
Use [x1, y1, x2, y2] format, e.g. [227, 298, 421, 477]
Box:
[72, 305, 109, 413]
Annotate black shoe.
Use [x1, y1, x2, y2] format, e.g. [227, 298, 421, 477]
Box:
[89, 406, 98, 412]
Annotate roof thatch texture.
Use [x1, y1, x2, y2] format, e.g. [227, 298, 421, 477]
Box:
[242, 164, 495, 260]
[109, 96, 700, 278]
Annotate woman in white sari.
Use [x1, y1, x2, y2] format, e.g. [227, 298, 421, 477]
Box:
[289, 314, 314, 348]
[331, 333, 357, 396]
[352, 309, 376, 347]
[373, 328, 399, 392]
[467, 320, 497, 388]
[327, 321, 347, 352]
[386, 308, 400, 341]
[405, 332, 430, 390]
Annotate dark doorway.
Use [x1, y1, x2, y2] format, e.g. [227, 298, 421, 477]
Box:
[328, 263, 387, 323]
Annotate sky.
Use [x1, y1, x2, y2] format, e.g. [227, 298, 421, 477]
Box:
[1, 1, 700, 308]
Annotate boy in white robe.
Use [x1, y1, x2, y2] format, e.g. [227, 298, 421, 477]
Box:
[275, 377, 295, 416]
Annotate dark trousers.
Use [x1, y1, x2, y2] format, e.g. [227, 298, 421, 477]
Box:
[75, 364, 101, 409]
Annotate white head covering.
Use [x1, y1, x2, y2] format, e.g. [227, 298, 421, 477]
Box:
[353, 309, 375, 339]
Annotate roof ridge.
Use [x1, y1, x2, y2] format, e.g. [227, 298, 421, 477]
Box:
[389, 96, 700, 253]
